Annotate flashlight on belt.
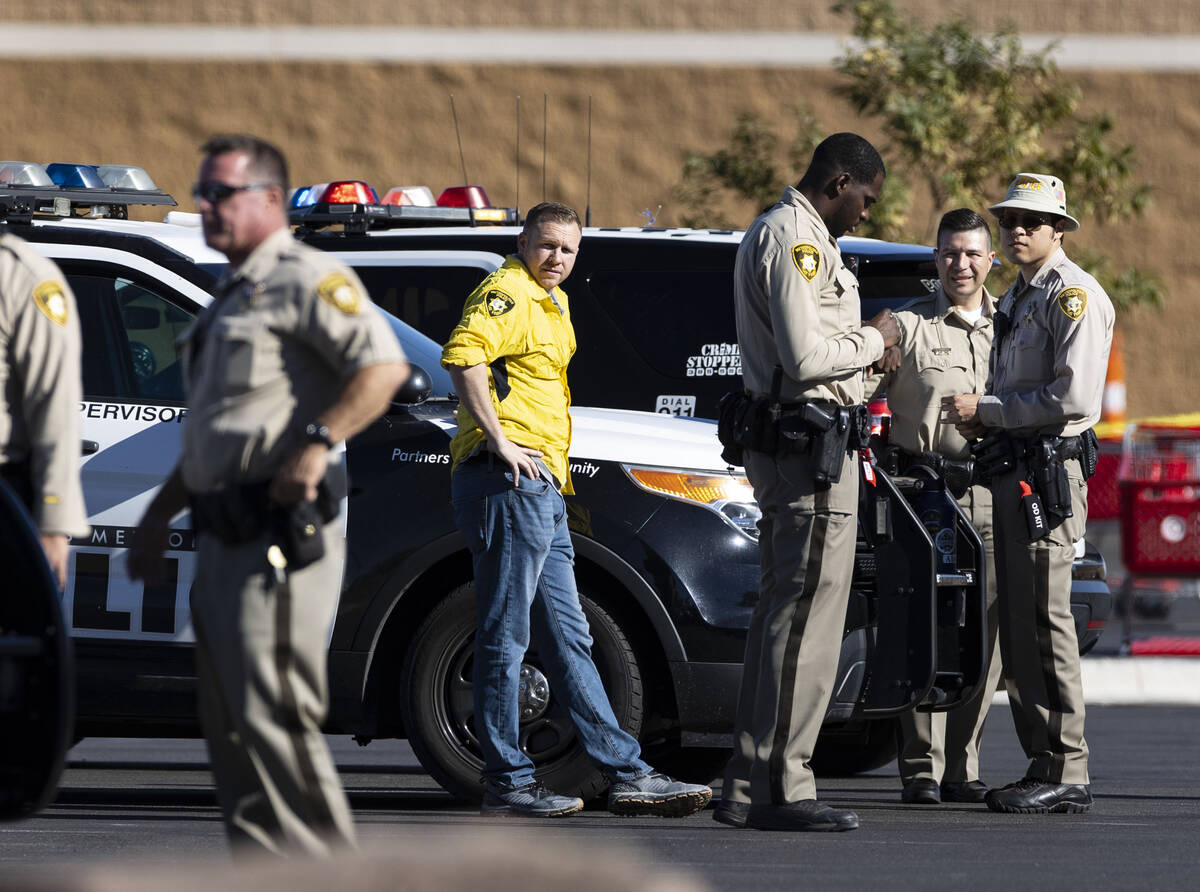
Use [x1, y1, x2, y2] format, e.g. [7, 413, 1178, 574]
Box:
[1019, 479, 1050, 540]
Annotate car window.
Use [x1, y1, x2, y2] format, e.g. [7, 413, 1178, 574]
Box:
[584, 268, 740, 382]
[72, 274, 193, 402]
[353, 265, 490, 347]
[852, 255, 939, 318]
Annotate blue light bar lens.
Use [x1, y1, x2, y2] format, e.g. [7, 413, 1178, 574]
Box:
[289, 186, 316, 208]
[45, 163, 106, 189]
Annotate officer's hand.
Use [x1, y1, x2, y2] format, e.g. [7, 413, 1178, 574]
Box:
[488, 436, 543, 488]
[127, 511, 171, 585]
[864, 308, 901, 348]
[271, 443, 328, 505]
[39, 534, 70, 591]
[940, 393, 986, 440]
[872, 345, 902, 375]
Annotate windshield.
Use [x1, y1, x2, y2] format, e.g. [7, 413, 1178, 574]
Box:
[193, 261, 451, 398]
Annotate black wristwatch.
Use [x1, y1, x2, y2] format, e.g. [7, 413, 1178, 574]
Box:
[305, 422, 334, 449]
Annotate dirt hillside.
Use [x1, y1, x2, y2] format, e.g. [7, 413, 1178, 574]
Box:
[1, 4, 1196, 416]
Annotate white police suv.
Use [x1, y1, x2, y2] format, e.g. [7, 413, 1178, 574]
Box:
[1, 163, 1105, 799]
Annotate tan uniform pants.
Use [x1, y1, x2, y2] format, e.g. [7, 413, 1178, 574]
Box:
[990, 458, 1089, 784]
[191, 524, 357, 857]
[897, 484, 1003, 785]
[723, 448, 858, 805]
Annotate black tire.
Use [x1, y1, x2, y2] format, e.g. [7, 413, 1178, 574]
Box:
[811, 718, 899, 776]
[399, 582, 644, 802]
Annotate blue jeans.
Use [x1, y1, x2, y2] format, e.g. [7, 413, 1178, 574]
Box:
[451, 458, 650, 790]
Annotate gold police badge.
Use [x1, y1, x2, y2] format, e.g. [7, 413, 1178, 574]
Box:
[33, 280, 69, 325]
[1056, 286, 1088, 321]
[792, 243, 821, 281]
[485, 290, 515, 317]
[317, 272, 362, 315]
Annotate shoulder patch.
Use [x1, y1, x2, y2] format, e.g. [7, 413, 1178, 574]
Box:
[1056, 286, 1088, 321]
[316, 272, 362, 315]
[32, 280, 69, 326]
[791, 243, 821, 281]
[485, 289, 515, 317]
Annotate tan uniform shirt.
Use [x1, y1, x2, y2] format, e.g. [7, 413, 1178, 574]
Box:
[870, 287, 995, 461]
[180, 227, 405, 494]
[0, 233, 89, 537]
[978, 248, 1114, 437]
[734, 186, 884, 405]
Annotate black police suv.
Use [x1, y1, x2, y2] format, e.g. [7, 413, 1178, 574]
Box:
[1, 165, 1108, 804]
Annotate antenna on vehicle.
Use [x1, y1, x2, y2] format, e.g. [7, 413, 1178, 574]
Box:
[585, 95, 593, 227]
[542, 93, 548, 202]
[515, 95, 521, 224]
[450, 93, 468, 184]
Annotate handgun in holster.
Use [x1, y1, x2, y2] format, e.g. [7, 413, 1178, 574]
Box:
[794, 402, 851, 485]
[1028, 439, 1073, 521]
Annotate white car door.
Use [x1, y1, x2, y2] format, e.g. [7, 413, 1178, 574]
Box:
[35, 245, 210, 643]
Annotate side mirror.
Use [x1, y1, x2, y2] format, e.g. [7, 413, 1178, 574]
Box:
[391, 363, 432, 408]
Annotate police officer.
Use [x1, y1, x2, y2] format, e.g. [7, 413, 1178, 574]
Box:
[714, 133, 899, 832]
[868, 209, 1003, 805]
[443, 201, 712, 819]
[943, 173, 1114, 814]
[129, 134, 409, 856]
[0, 234, 89, 588]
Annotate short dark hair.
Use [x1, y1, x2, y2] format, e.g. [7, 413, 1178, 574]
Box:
[936, 208, 992, 250]
[200, 133, 289, 192]
[805, 132, 885, 186]
[523, 201, 581, 234]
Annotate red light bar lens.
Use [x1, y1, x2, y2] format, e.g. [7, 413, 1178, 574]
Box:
[437, 185, 491, 209]
[318, 181, 378, 205]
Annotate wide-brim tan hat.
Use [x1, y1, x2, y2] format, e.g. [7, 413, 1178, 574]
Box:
[988, 172, 1080, 232]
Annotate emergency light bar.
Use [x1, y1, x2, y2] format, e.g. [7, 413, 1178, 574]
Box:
[0, 161, 176, 223]
[382, 186, 435, 207]
[289, 178, 517, 233]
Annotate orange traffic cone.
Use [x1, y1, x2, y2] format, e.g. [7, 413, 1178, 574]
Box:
[1103, 328, 1127, 424]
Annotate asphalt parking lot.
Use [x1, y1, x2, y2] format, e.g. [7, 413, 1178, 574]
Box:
[2, 703, 1198, 891]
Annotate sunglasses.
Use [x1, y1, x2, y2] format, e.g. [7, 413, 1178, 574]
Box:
[192, 181, 275, 203]
[997, 212, 1055, 231]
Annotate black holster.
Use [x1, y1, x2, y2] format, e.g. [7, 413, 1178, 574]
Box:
[716, 390, 867, 485]
[191, 480, 337, 571]
[1028, 438, 1073, 521]
[789, 401, 870, 484]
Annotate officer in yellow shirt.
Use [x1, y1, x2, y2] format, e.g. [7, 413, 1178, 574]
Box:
[443, 202, 711, 819]
[868, 209, 1002, 805]
[944, 173, 1114, 814]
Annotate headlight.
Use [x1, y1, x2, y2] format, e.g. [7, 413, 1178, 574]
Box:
[623, 465, 761, 541]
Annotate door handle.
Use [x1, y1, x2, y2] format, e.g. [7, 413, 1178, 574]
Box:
[81, 440, 99, 455]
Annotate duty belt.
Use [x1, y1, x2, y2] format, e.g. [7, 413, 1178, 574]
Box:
[189, 479, 338, 571]
[716, 390, 871, 484]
